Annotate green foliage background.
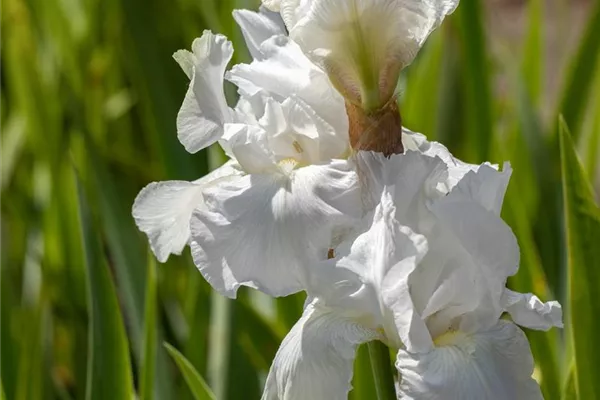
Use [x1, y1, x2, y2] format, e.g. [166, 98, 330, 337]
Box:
[1, 0, 599, 399]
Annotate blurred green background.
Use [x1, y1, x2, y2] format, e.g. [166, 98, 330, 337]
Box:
[1, 0, 599, 399]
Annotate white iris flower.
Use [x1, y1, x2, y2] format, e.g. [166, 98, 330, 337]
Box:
[133, 9, 359, 297]
[262, 150, 562, 400]
[132, 4, 563, 399]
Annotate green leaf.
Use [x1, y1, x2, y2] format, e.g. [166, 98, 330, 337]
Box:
[119, 0, 198, 179]
[583, 70, 600, 182]
[521, 0, 543, 104]
[140, 251, 158, 400]
[207, 293, 231, 400]
[367, 341, 396, 400]
[164, 343, 216, 400]
[0, 279, 18, 400]
[457, 0, 493, 162]
[349, 344, 376, 400]
[75, 174, 134, 400]
[81, 127, 174, 400]
[562, 362, 577, 400]
[560, 118, 600, 400]
[556, 2, 600, 141]
[15, 304, 45, 400]
[402, 30, 444, 138]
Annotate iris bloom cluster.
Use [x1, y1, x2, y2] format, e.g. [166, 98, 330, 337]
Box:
[132, 1, 562, 398]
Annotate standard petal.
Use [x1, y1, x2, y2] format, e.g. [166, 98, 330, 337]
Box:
[290, 0, 458, 107]
[279, 0, 313, 29]
[176, 31, 234, 153]
[190, 160, 361, 298]
[380, 223, 432, 352]
[132, 162, 239, 262]
[309, 172, 432, 349]
[355, 150, 448, 222]
[444, 163, 512, 216]
[401, 128, 480, 193]
[425, 201, 519, 334]
[222, 123, 277, 174]
[227, 35, 348, 138]
[263, 97, 348, 164]
[262, 0, 282, 12]
[397, 321, 543, 400]
[233, 8, 286, 60]
[262, 302, 379, 400]
[502, 289, 563, 331]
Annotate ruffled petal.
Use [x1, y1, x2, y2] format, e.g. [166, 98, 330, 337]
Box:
[279, 0, 313, 29]
[132, 162, 239, 262]
[175, 31, 234, 153]
[262, 97, 348, 163]
[227, 35, 348, 138]
[290, 0, 457, 107]
[444, 163, 512, 216]
[262, 0, 282, 12]
[310, 191, 430, 348]
[425, 188, 520, 333]
[190, 160, 361, 298]
[222, 123, 277, 174]
[397, 320, 543, 400]
[502, 289, 563, 331]
[233, 8, 286, 60]
[262, 302, 379, 400]
[401, 128, 480, 193]
[355, 150, 448, 222]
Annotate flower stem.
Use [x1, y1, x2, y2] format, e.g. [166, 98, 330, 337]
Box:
[367, 340, 397, 400]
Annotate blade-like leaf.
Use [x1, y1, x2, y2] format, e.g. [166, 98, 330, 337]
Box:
[76, 174, 135, 400]
[164, 343, 216, 400]
[457, 0, 492, 162]
[521, 0, 543, 104]
[562, 362, 577, 400]
[556, 2, 600, 141]
[140, 251, 158, 400]
[349, 344, 376, 400]
[584, 70, 600, 182]
[560, 118, 600, 400]
[81, 132, 173, 399]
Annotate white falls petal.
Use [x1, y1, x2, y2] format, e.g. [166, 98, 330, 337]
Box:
[227, 35, 348, 138]
[190, 161, 361, 298]
[132, 162, 239, 262]
[397, 321, 543, 400]
[175, 31, 234, 153]
[262, 302, 379, 400]
[502, 289, 563, 331]
[233, 8, 286, 60]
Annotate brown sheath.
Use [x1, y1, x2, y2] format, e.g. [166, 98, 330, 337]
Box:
[346, 99, 404, 157]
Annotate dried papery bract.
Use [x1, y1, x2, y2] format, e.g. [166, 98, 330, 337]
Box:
[346, 99, 403, 156]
